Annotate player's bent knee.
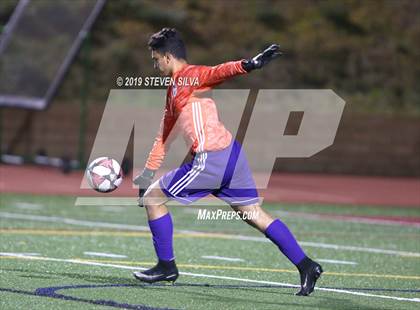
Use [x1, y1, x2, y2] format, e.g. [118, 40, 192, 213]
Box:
[230, 203, 259, 222]
[231, 203, 260, 214]
[143, 192, 161, 208]
[142, 181, 169, 208]
[230, 203, 273, 230]
[142, 194, 156, 209]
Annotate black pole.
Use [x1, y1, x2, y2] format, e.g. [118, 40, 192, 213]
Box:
[78, 35, 90, 168]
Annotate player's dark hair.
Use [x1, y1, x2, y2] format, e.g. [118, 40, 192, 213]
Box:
[148, 28, 187, 60]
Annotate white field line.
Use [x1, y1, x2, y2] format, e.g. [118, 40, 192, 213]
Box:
[0, 212, 150, 231]
[201, 255, 245, 262]
[13, 202, 44, 210]
[0, 252, 40, 256]
[274, 210, 420, 228]
[0, 253, 419, 303]
[182, 208, 199, 214]
[75, 197, 138, 206]
[83, 252, 127, 258]
[1, 211, 420, 258]
[317, 259, 357, 265]
[99, 206, 125, 213]
[300, 241, 420, 257]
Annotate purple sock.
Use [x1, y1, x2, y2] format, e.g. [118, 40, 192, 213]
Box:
[148, 213, 175, 262]
[265, 219, 306, 265]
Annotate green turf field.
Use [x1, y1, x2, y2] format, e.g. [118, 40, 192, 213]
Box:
[1, 193, 419, 309]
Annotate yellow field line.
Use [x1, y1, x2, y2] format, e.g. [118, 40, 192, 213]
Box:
[0, 228, 261, 241]
[73, 258, 298, 274]
[2, 255, 419, 280]
[74, 258, 420, 280]
[2, 228, 419, 241]
[2, 229, 419, 259]
[3, 227, 419, 239]
[0, 228, 230, 238]
[2, 229, 419, 241]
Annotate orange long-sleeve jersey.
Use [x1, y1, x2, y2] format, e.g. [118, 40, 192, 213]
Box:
[145, 60, 247, 170]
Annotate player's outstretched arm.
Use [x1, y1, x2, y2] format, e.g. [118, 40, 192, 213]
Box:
[241, 44, 283, 72]
[133, 107, 176, 207]
[198, 44, 282, 88]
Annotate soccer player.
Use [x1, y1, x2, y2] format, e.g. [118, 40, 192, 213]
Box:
[133, 28, 323, 296]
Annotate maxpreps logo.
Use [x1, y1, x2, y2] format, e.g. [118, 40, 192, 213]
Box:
[197, 209, 259, 221]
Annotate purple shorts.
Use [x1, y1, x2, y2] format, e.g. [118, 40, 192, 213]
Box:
[159, 140, 259, 206]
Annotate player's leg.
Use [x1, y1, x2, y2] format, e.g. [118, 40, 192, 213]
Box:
[217, 139, 323, 295]
[133, 180, 178, 283]
[134, 149, 224, 283]
[231, 202, 323, 296]
[231, 203, 307, 263]
[133, 151, 213, 284]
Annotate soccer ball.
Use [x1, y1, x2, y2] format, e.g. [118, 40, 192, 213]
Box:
[86, 157, 123, 193]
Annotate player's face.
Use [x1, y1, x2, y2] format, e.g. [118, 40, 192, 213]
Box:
[151, 50, 172, 76]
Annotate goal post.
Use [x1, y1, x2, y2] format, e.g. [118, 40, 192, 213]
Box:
[0, 0, 106, 110]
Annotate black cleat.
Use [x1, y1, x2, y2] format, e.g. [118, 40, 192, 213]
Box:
[296, 257, 323, 296]
[133, 259, 179, 284]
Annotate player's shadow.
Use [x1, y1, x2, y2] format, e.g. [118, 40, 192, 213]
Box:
[18, 274, 59, 280]
[148, 284, 387, 310]
[3, 267, 321, 308]
[313, 297, 382, 310]
[171, 282, 299, 296]
[141, 284, 309, 308]
[3, 267, 139, 285]
[4, 268, 409, 309]
[145, 283, 384, 310]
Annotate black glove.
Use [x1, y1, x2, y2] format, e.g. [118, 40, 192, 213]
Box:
[242, 44, 283, 72]
[133, 168, 156, 207]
